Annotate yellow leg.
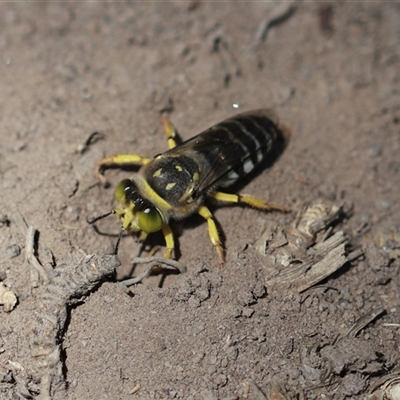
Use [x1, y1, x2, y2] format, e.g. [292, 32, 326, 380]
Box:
[197, 205, 225, 264]
[212, 191, 289, 212]
[96, 154, 151, 185]
[162, 117, 179, 149]
[161, 224, 175, 259]
[141, 224, 174, 275]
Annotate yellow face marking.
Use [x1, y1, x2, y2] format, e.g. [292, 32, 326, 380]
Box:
[166, 182, 176, 191]
[193, 171, 199, 182]
[175, 165, 183, 172]
[153, 168, 162, 178]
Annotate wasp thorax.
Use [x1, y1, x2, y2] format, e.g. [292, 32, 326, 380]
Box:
[146, 155, 200, 205]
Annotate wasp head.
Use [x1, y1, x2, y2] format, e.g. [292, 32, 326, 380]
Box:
[114, 178, 164, 239]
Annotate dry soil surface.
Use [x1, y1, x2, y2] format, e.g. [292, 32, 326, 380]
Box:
[0, 2, 400, 400]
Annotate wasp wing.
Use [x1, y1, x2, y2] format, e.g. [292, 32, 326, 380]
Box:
[165, 128, 241, 193]
[164, 109, 287, 199]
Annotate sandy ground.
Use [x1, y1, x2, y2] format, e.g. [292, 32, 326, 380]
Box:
[0, 2, 400, 399]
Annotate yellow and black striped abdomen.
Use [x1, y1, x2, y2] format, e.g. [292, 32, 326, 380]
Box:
[214, 111, 283, 183]
[180, 109, 289, 192]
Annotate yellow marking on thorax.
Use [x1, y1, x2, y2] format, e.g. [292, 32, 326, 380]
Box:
[166, 182, 176, 191]
[178, 184, 196, 204]
[153, 168, 162, 178]
[135, 174, 173, 213]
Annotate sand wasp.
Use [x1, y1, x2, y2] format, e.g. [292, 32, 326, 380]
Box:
[89, 109, 290, 263]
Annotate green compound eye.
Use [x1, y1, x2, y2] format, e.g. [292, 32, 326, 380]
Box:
[137, 207, 163, 233]
[115, 179, 132, 204]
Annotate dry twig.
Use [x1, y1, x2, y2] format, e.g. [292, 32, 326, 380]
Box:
[120, 256, 186, 288]
[31, 253, 120, 400]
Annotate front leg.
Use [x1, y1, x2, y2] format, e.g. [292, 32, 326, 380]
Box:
[161, 224, 175, 259]
[96, 154, 151, 186]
